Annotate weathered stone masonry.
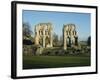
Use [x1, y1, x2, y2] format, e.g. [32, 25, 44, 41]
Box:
[34, 23, 78, 50]
[63, 24, 78, 50]
[34, 23, 53, 48]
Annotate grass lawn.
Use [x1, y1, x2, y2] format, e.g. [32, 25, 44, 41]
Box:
[23, 55, 90, 69]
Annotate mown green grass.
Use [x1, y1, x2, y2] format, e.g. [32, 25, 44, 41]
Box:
[23, 55, 90, 69]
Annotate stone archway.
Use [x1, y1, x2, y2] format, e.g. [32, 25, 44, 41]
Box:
[45, 36, 50, 47]
[66, 37, 71, 47]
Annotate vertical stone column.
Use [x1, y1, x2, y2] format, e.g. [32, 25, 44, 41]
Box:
[35, 26, 39, 45]
[50, 30, 53, 47]
[43, 29, 45, 48]
[64, 29, 67, 50]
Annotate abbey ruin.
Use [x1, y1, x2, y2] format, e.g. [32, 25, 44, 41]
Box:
[34, 23, 53, 48]
[34, 23, 78, 50]
[63, 24, 78, 50]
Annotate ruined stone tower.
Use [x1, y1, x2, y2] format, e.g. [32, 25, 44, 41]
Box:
[63, 24, 78, 50]
[34, 23, 53, 48]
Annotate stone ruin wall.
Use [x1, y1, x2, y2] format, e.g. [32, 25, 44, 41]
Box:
[63, 24, 78, 50]
[34, 23, 78, 50]
[34, 23, 53, 48]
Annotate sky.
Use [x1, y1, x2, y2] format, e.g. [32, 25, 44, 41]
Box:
[22, 10, 91, 41]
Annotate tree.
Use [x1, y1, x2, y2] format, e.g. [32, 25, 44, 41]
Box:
[59, 35, 63, 47]
[87, 36, 91, 46]
[23, 22, 33, 45]
[23, 22, 33, 39]
[53, 33, 59, 46]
